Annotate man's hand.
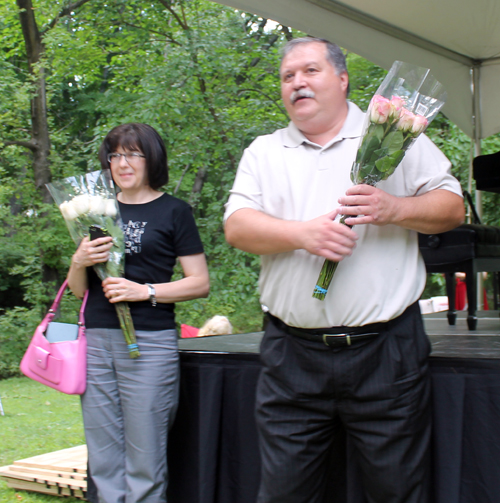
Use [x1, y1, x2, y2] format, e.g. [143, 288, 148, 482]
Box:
[338, 185, 399, 226]
[338, 185, 465, 234]
[298, 210, 358, 261]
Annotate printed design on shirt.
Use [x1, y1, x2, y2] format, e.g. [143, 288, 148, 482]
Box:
[123, 220, 147, 254]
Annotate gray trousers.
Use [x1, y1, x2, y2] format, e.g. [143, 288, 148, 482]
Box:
[81, 328, 179, 503]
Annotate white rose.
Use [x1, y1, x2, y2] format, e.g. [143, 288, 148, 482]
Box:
[89, 195, 106, 215]
[104, 199, 118, 218]
[71, 195, 90, 216]
[59, 201, 79, 221]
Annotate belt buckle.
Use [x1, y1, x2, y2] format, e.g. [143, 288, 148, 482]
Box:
[322, 333, 350, 347]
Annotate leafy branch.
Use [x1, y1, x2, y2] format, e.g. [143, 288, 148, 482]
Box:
[238, 88, 288, 117]
[156, 0, 189, 30]
[43, 0, 94, 33]
[2, 140, 37, 152]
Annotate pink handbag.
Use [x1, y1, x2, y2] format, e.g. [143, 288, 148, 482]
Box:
[20, 280, 88, 395]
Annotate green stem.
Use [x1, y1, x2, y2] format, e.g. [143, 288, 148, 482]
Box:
[115, 302, 140, 358]
[92, 266, 139, 359]
[312, 215, 351, 301]
[312, 259, 339, 300]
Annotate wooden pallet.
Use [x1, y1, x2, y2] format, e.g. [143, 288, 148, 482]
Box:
[0, 445, 87, 499]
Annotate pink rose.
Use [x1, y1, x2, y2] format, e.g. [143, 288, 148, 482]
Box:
[397, 109, 428, 135]
[396, 109, 416, 132]
[390, 96, 405, 111]
[411, 114, 428, 134]
[389, 96, 405, 121]
[370, 95, 392, 124]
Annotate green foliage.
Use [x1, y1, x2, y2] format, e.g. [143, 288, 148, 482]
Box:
[421, 273, 446, 299]
[0, 307, 37, 379]
[0, 376, 84, 502]
[353, 122, 406, 184]
[1, 0, 500, 350]
[0, 290, 81, 380]
[1, 0, 290, 341]
[347, 53, 387, 111]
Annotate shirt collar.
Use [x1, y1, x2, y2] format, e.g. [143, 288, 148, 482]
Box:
[282, 101, 365, 148]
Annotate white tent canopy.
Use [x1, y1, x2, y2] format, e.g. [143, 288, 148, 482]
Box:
[218, 0, 500, 141]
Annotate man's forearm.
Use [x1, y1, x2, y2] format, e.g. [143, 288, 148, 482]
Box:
[225, 208, 303, 255]
[388, 190, 465, 234]
[225, 207, 359, 261]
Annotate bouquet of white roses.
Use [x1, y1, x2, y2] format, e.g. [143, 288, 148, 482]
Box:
[47, 170, 140, 358]
[313, 61, 447, 301]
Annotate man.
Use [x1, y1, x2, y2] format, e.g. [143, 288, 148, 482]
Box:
[224, 37, 464, 503]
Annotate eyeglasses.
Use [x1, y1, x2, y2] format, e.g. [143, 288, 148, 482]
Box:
[107, 153, 145, 165]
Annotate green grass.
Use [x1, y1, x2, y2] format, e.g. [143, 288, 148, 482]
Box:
[0, 377, 85, 502]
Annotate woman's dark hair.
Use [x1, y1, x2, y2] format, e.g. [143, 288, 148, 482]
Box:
[98, 123, 168, 190]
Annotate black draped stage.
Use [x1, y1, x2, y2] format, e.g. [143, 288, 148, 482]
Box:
[87, 312, 500, 503]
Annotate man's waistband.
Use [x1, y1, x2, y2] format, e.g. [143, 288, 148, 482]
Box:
[266, 303, 418, 348]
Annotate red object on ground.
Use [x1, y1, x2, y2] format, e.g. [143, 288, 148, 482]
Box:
[181, 324, 199, 338]
[455, 278, 467, 310]
[455, 277, 488, 310]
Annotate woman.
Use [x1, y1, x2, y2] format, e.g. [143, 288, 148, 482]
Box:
[67, 123, 209, 503]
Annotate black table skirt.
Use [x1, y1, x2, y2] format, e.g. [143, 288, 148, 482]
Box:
[87, 321, 500, 503]
[167, 353, 262, 503]
[430, 358, 500, 503]
[165, 353, 500, 503]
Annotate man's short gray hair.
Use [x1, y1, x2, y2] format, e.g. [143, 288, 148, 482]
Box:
[281, 37, 348, 77]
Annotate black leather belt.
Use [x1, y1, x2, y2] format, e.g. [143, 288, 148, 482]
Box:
[267, 313, 386, 348]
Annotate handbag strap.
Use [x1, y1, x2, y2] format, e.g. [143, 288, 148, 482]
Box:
[48, 279, 89, 327]
[79, 286, 89, 326]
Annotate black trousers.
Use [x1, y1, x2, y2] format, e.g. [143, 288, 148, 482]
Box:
[255, 303, 431, 503]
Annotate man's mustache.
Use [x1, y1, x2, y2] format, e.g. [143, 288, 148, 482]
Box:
[290, 89, 315, 104]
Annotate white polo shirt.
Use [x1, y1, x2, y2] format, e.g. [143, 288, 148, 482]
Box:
[224, 102, 462, 328]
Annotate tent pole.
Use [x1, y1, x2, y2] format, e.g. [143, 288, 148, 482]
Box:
[471, 64, 484, 310]
[471, 64, 482, 217]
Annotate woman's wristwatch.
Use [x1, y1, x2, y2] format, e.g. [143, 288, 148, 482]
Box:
[145, 283, 157, 307]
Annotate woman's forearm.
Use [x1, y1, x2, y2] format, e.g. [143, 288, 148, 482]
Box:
[153, 274, 210, 304]
[67, 259, 88, 300]
[102, 253, 210, 305]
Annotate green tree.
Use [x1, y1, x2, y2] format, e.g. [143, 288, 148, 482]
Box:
[2, 0, 500, 381]
[0, 0, 293, 376]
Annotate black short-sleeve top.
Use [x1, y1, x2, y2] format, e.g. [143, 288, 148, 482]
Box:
[85, 193, 204, 331]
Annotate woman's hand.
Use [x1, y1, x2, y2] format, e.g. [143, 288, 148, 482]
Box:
[101, 253, 210, 305]
[102, 277, 149, 304]
[67, 236, 113, 299]
[73, 236, 113, 268]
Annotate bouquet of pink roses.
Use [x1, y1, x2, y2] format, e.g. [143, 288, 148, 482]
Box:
[313, 61, 447, 300]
